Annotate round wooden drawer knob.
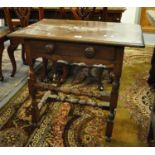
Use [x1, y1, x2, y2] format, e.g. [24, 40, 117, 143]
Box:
[84, 47, 95, 58]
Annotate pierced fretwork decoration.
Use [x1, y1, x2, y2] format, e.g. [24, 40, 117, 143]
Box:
[14, 7, 31, 27]
[71, 7, 96, 20]
[71, 7, 108, 21]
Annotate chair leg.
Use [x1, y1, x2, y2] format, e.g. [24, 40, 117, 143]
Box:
[0, 43, 4, 81]
[8, 41, 18, 77]
[22, 43, 28, 65]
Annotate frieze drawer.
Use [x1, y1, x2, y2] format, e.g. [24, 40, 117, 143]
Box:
[27, 40, 117, 65]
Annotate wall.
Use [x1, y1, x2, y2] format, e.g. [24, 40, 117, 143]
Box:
[121, 7, 140, 24]
[121, 7, 155, 45]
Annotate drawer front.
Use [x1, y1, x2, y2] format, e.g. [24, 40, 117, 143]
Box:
[28, 40, 117, 65]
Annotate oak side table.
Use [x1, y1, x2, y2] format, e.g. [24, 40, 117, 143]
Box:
[8, 19, 144, 141]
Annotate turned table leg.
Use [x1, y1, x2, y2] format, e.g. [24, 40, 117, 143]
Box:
[0, 43, 4, 81]
[106, 75, 120, 141]
[105, 47, 124, 141]
[7, 40, 18, 77]
[28, 60, 39, 125]
[25, 41, 39, 125]
[28, 78, 38, 124]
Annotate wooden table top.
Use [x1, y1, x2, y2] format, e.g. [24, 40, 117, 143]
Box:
[8, 19, 144, 47]
[147, 10, 155, 26]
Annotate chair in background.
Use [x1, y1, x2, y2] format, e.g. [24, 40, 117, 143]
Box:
[71, 7, 108, 21]
[3, 7, 44, 77]
[0, 26, 9, 81]
[59, 7, 108, 21]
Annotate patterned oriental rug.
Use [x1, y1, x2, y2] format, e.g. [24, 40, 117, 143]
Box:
[0, 46, 154, 147]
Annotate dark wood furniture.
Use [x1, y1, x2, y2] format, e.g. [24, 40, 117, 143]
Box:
[0, 27, 9, 81]
[147, 10, 155, 87]
[61, 7, 108, 21]
[8, 19, 144, 141]
[2, 7, 125, 77]
[0, 7, 125, 23]
[59, 7, 125, 22]
[3, 7, 44, 77]
[148, 98, 155, 146]
[146, 10, 155, 146]
[3, 7, 32, 77]
[3, 7, 32, 64]
[49, 7, 109, 84]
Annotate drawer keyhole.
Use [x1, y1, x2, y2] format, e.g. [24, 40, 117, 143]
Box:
[45, 44, 55, 54]
[84, 47, 95, 58]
